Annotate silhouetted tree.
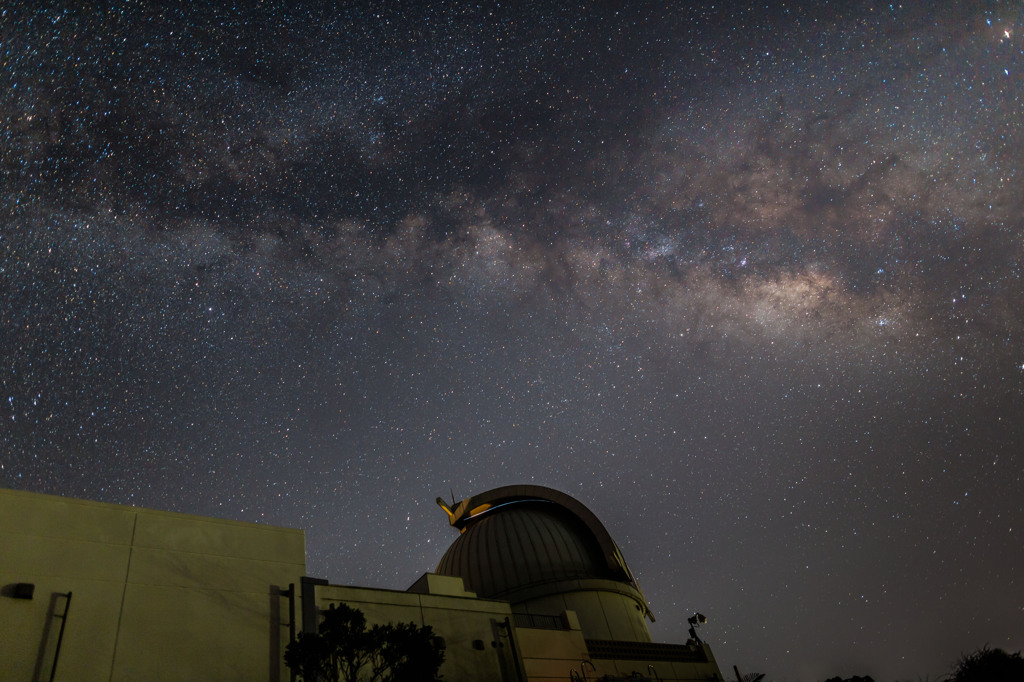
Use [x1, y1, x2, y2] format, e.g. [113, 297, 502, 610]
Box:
[286, 630, 342, 682]
[284, 603, 444, 682]
[732, 663, 765, 681]
[949, 646, 1024, 682]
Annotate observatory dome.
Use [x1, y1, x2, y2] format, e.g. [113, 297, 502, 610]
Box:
[436, 499, 612, 599]
[434, 485, 654, 642]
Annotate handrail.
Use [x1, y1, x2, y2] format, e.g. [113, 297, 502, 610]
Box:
[49, 591, 72, 682]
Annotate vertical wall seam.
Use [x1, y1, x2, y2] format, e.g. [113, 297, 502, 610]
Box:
[107, 511, 138, 682]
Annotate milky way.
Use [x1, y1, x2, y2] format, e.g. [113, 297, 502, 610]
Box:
[3, 3, 1023, 680]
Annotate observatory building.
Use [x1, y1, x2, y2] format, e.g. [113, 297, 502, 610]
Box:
[1, 484, 723, 681]
[435, 485, 657, 646]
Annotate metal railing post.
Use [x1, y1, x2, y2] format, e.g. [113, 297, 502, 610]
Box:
[49, 591, 72, 682]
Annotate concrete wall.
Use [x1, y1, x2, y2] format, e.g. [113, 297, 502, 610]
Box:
[0, 488, 305, 682]
[587, 643, 725, 682]
[315, 578, 518, 682]
[514, 622, 590, 682]
[515, 580, 653, 642]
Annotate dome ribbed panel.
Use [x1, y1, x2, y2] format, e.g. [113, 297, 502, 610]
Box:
[435, 502, 609, 598]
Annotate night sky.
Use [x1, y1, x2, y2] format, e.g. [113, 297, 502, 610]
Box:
[3, 2, 1023, 680]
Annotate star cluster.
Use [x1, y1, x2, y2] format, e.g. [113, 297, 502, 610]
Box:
[2, 3, 1023, 680]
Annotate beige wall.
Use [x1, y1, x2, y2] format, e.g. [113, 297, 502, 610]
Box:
[315, 579, 518, 682]
[0, 488, 305, 682]
[587, 644, 724, 682]
[514, 624, 590, 682]
[515, 581, 653, 642]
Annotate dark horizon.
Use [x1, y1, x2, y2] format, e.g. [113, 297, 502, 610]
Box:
[3, 3, 1022, 680]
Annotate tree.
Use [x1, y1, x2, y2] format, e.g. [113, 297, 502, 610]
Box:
[950, 646, 1024, 682]
[732, 666, 766, 682]
[285, 603, 444, 682]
